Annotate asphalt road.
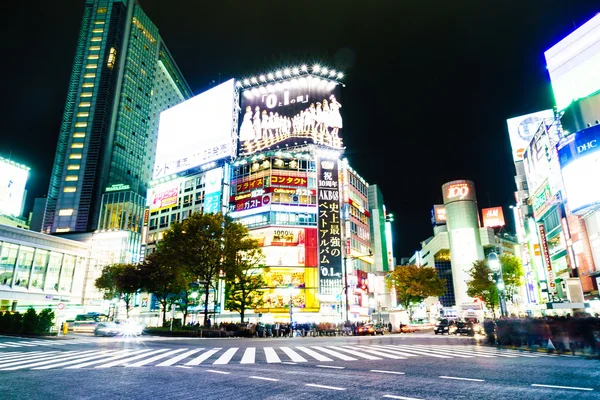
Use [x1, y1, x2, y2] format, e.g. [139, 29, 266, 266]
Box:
[0, 333, 598, 400]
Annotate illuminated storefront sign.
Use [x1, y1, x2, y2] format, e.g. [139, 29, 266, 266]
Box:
[317, 158, 343, 295]
[538, 224, 557, 293]
[149, 184, 179, 211]
[532, 183, 556, 219]
[482, 207, 505, 228]
[442, 180, 476, 204]
[270, 175, 307, 187]
[234, 194, 271, 211]
[204, 167, 223, 214]
[431, 204, 446, 226]
[105, 183, 130, 192]
[235, 177, 264, 193]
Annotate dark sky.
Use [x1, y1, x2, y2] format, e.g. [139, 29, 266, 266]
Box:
[1, 1, 598, 259]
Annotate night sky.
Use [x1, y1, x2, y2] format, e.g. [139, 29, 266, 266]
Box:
[2, 1, 598, 259]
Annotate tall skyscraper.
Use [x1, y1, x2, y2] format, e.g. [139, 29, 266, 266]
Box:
[43, 0, 191, 239]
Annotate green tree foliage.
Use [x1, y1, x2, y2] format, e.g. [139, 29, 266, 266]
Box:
[466, 259, 499, 315]
[225, 248, 266, 322]
[95, 263, 141, 318]
[499, 254, 525, 301]
[0, 308, 54, 335]
[386, 265, 446, 312]
[22, 307, 38, 334]
[37, 309, 55, 333]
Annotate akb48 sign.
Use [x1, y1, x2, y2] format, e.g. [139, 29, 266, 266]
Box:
[317, 159, 343, 296]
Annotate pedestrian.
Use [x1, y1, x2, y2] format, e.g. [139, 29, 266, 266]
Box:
[388, 322, 393, 333]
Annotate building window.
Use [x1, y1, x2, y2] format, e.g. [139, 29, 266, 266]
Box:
[67, 165, 80, 170]
[90, 37, 102, 42]
[82, 83, 94, 88]
[30, 249, 49, 290]
[87, 54, 99, 60]
[80, 93, 92, 98]
[107, 47, 117, 70]
[65, 176, 78, 182]
[63, 187, 77, 193]
[71, 143, 84, 149]
[97, 7, 107, 13]
[0, 243, 20, 286]
[76, 112, 89, 118]
[84, 72, 96, 78]
[58, 209, 74, 216]
[44, 252, 63, 290]
[94, 20, 105, 25]
[92, 28, 104, 33]
[69, 154, 82, 160]
[73, 132, 86, 138]
[79, 102, 91, 108]
[75, 122, 88, 127]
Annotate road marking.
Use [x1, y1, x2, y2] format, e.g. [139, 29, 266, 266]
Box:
[280, 347, 307, 362]
[311, 346, 357, 361]
[1, 351, 110, 370]
[66, 349, 149, 369]
[408, 345, 473, 358]
[185, 348, 221, 366]
[0, 351, 80, 368]
[306, 383, 346, 391]
[439, 376, 485, 382]
[97, 349, 169, 368]
[371, 370, 406, 375]
[531, 384, 593, 391]
[0, 351, 48, 361]
[213, 348, 238, 365]
[249, 376, 279, 382]
[331, 346, 384, 360]
[176, 366, 192, 369]
[127, 348, 188, 367]
[156, 348, 202, 367]
[264, 347, 281, 363]
[281, 362, 297, 365]
[33, 351, 121, 369]
[369, 345, 419, 357]
[316, 365, 345, 369]
[240, 347, 255, 364]
[295, 346, 333, 362]
[206, 369, 230, 374]
[387, 345, 452, 359]
[343, 346, 405, 359]
[383, 395, 423, 400]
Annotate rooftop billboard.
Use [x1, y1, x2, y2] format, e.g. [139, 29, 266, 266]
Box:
[153, 79, 236, 179]
[0, 158, 28, 217]
[506, 110, 555, 162]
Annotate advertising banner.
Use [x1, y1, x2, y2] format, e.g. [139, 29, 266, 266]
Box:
[270, 175, 308, 187]
[523, 120, 562, 197]
[538, 224, 557, 294]
[235, 177, 264, 193]
[239, 76, 343, 155]
[0, 159, 28, 216]
[442, 180, 476, 205]
[506, 110, 554, 162]
[481, 207, 505, 228]
[148, 183, 179, 211]
[557, 124, 600, 215]
[153, 80, 235, 179]
[317, 158, 343, 295]
[431, 204, 446, 226]
[204, 167, 223, 214]
[233, 194, 271, 212]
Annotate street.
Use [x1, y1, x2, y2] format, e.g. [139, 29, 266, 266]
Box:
[0, 333, 597, 399]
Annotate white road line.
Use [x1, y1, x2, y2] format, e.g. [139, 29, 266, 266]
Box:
[127, 348, 188, 367]
[433, 346, 497, 358]
[439, 376, 485, 382]
[387, 346, 452, 359]
[531, 384, 593, 391]
[33, 351, 122, 370]
[240, 347, 256, 364]
[249, 376, 279, 382]
[280, 347, 307, 362]
[2, 351, 110, 370]
[408, 345, 473, 358]
[176, 366, 192, 369]
[305, 383, 346, 391]
[349, 346, 405, 359]
[330, 346, 382, 360]
[310, 346, 357, 361]
[156, 348, 202, 367]
[97, 349, 169, 368]
[264, 347, 281, 363]
[383, 395, 423, 400]
[295, 346, 333, 362]
[184, 348, 221, 366]
[65, 349, 149, 369]
[0, 351, 48, 361]
[213, 348, 238, 365]
[281, 362, 297, 365]
[316, 365, 345, 369]
[371, 370, 405, 375]
[0, 351, 80, 368]
[14, 342, 37, 347]
[206, 369, 230, 374]
[0, 342, 24, 348]
[369, 345, 419, 357]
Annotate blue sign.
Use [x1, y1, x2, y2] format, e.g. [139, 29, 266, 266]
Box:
[558, 124, 600, 167]
[204, 192, 221, 214]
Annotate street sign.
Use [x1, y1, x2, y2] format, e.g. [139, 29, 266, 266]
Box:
[57, 302, 65, 310]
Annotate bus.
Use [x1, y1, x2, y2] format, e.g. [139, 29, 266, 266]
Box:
[72, 313, 109, 333]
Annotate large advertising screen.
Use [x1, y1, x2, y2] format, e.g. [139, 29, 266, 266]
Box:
[203, 167, 223, 214]
[523, 121, 563, 197]
[0, 158, 28, 217]
[442, 180, 476, 205]
[248, 227, 318, 267]
[238, 75, 343, 155]
[506, 110, 554, 162]
[148, 181, 179, 211]
[430, 205, 446, 226]
[316, 158, 343, 295]
[153, 79, 235, 179]
[481, 207, 505, 228]
[558, 124, 600, 215]
[545, 13, 600, 110]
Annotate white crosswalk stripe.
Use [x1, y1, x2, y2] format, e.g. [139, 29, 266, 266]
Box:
[0, 343, 550, 370]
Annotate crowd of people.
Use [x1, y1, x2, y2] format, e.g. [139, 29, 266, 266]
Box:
[482, 313, 600, 354]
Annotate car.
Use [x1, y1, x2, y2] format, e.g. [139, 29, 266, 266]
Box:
[373, 325, 386, 335]
[399, 324, 417, 333]
[356, 324, 376, 336]
[454, 320, 483, 336]
[434, 319, 456, 335]
[94, 322, 122, 337]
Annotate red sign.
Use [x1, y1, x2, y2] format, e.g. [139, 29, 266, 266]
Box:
[57, 302, 65, 310]
[235, 177, 264, 193]
[150, 186, 178, 210]
[270, 175, 307, 187]
[482, 207, 505, 227]
[234, 194, 271, 211]
[538, 224, 556, 290]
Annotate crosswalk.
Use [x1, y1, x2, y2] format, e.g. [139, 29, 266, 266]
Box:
[0, 344, 554, 371]
[0, 335, 207, 349]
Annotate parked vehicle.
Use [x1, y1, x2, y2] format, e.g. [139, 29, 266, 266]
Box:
[455, 319, 483, 336]
[434, 319, 456, 335]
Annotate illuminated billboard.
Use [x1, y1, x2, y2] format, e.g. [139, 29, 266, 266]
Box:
[522, 121, 563, 197]
[248, 227, 318, 267]
[545, 13, 600, 110]
[153, 79, 235, 179]
[442, 180, 476, 204]
[148, 181, 179, 211]
[0, 157, 29, 217]
[558, 124, 600, 215]
[482, 207, 505, 228]
[430, 205, 446, 226]
[506, 110, 554, 162]
[238, 74, 343, 155]
[203, 167, 223, 214]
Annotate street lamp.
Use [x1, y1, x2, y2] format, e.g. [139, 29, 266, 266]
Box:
[488, 252, 507, 317]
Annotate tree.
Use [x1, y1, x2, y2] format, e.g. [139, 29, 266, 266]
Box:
[466, 260, 499, 317]
[386, 265, 446, 314]
[139, 253, 189, 326]
[95, 263, 141, 319]
[225, 248, 266, 322]
[499, 254, 525, 302]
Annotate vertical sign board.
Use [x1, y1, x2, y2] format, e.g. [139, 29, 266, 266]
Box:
[538, 224, 557, 295]
[317, 158, 343, 295]
[204, 167, 223, 214]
